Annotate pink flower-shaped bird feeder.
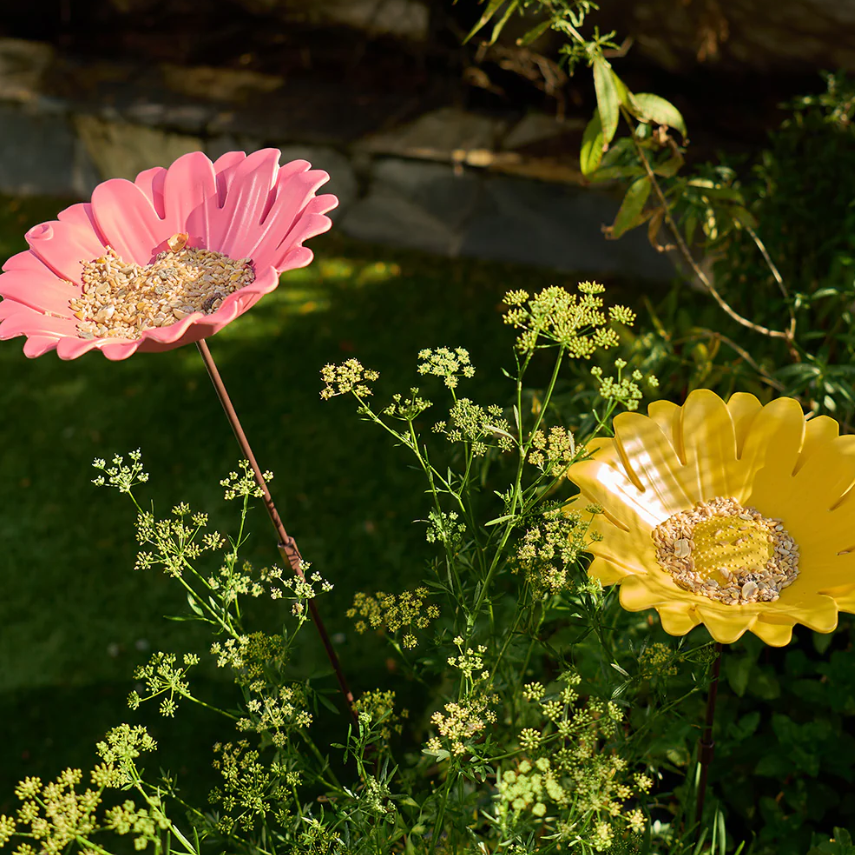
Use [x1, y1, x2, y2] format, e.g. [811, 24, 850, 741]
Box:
[0, 149, 337, 360]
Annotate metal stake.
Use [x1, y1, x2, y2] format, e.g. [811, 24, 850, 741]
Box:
[196, 339, 357, 721]
[695, 641, 724, 825]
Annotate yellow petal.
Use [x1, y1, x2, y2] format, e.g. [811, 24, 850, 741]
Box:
[696, 605, 757, 644]
[794, 415, 839, 475]
[820, 583, 855, 613]
[766, 590, 839, 634]
[657, 602, 702, 636]
[789, 534, 855, 589]
[673, 390, 745, 503]
[726, 392, 763, 456]
[587, 519, 658, 579]
[588, 556, 631, 585]
[570, 439, 665, 531]
[618, 573, 678, 611]
[740, 397, 806, 508]
[809, 493, 855, 566]
[751, 436, 855, 528]
[647, 400, 680, 446]
[751, 615, 795, 646]
[749, 437, 855, 557]
[789, 436, 855, 511]
[611, 412, 691, 517]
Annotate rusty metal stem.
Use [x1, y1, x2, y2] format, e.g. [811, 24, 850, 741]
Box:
[196, 339, 357, 721]
[695, 642, 724, 826]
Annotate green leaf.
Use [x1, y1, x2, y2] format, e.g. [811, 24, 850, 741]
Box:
[315, 692, 340, 714]
[610, 176, 651, 239]
[813, 287, 843, 300]
[593, 57, 621, 144]
[580, 110, 605, 176]
[755, 753, 791, 777]
[463, 0, 508, 43]
[730, 205, 758, 230]
[725, 654, 752, 697]
[654, 155, 684, 178]
[730, 711, 761, 741]
[750, 667, 781, 700]
[684, 211, 698, 246]
[686, 180, 742, 201]
[589, 165, 645, 183]
[422, 747, 450, 762]
[813, 630, 835, 654]
[516, 17, 552, 46]
[489, 0, 519, 45]
[613, 73, 635, 110]
[716, 809, 727, 855]
[186, 591, 204, 618]
[835, 829, 855, 847]
[632, 93, 687, 136]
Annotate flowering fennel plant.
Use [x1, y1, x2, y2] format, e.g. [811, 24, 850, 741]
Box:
[0, 281, 764, 855]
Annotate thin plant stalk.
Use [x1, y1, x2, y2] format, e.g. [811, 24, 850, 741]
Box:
[196, 339, 357, 721]
[695, 641, 724, 825]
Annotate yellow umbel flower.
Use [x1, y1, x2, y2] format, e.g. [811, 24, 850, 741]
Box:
[569, 390, 855, 646]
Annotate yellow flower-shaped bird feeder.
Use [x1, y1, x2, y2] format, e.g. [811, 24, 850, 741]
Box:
[569, 390, 855, 646]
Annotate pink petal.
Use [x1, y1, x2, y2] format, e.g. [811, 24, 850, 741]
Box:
[213, 151, 247, 206]
[261, 159, 312, 220]
[0, 302, 77, 339]
[244, 170, 331, 268]
[91, 178, 172, 264]
[57, 202, 107, 244]
[162, 151, 218, 245]
[134, 167, 168, 218]
[0, 265, 76, 317]
[2, 249, 35, 272]
[56, 336, 103, 360]
[266, 205, 334, 271]
[25, 217, 107, 284]
[23, 335, 61, 357]
[101, 339, 144, 360]
[209, 149, 282, 257]
[276, 246, 314, 271]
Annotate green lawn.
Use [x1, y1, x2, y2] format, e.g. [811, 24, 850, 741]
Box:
[0, 194, 654, 808]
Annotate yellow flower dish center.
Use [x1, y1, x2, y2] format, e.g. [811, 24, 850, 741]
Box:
[690, 516, 773, 582]
[651, 497, 800, 606]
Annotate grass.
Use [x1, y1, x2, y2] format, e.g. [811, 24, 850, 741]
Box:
[0, 194, 655, 809]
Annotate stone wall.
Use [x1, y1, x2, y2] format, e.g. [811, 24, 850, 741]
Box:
[0, 37, 672, 280]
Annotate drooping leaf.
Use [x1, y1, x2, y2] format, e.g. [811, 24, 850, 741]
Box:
[654, 154, 684, 177]
[610, 176, 651, 238]
[684, 211, 698, 246]
[489, 0, 519, 45]
[731, 205, 759, 230]
[590, 164, 646, 182]
[647, 207, 665, 248]
[580, 110, 605, 176]
[593, 57, 621, 144]
[632, 92, 688, 136]
[613, 72, 635, 110]
[516, 17, 552, 46]
[463, 0, 509, 43]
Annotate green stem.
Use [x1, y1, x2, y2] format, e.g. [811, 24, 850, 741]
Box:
[299, 732, 345, 793]
[469, 347, 566, 628]
[127, 773, 197, 855]
[427, 770, 455, 855]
